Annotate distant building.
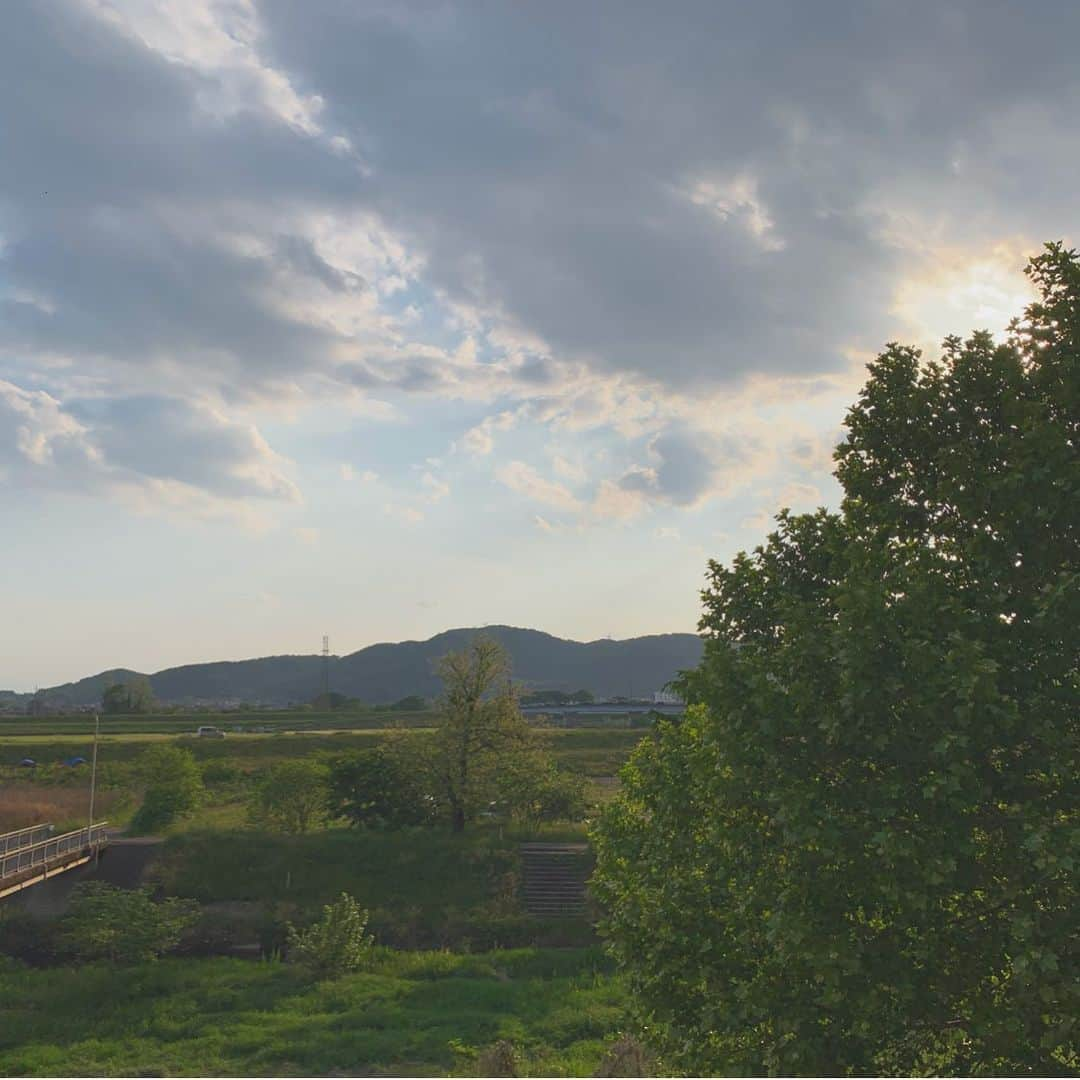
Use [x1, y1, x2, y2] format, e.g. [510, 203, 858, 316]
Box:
[652, 689, 683, 706]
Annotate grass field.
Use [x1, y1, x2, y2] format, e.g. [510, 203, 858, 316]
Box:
[0, 715, 638, 1075]
[0, 725, 641, 835]
[0, 948, 625, 1077]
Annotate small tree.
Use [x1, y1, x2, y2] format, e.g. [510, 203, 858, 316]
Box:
[286, 892, 373, 978]
[59, 882, 197, 963]
[130, 744, 204, 832]
[249, 759, 330, 834]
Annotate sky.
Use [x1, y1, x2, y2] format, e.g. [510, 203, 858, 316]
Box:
[2, 0, 1077, 690]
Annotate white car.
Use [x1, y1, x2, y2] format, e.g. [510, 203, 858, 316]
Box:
[197, 725, 226, 738]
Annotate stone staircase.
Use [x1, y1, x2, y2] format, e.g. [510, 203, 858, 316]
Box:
[520, 842, 590, 917]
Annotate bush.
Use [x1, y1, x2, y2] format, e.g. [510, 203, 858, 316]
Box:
[201, 761, 243, 786]
[328, 745, 436, 829]
[286, 892, 373, 978]
[494, 751, 588, 828]
[130, 744, 204, 833]
[58, 882, 198, 963]
[249, 759, 330, 834]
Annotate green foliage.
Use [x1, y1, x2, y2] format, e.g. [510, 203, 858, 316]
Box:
[328, 744, 436, 829]
[0, 948, 620, 1076]
[494, 749, 588, 828]
[101, 676, 155, 715]
[593, 243, 1080, 1076]
[286, 892, 373, 978]
[130, 743, 204, 832]
[427, 636, 547, 832]
[248, 758, 330, 834]
[57, 883, 198, 964]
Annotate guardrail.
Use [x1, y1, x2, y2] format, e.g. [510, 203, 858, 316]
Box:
[0, 823, 109, 883]
[0, 823, 55, 856]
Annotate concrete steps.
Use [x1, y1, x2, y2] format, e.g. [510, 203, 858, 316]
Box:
[519, 842, 590, 917]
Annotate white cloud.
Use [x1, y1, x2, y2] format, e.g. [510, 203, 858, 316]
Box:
[0, 380, 298, 516]
[496, 461, 580, 511]
[591, 479, 648, 523]
[421, 471, 450, 502]
[550, 453, 587, 484]
[383, 502, 424, 525]
[459, 410, 519, 455]
[682, 173, 785, 252]
[340, 464, 379, 484]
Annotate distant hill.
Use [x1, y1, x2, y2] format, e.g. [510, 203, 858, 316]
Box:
[6, 627, 703, 709]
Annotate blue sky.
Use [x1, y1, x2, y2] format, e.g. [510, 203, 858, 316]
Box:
[1, 0, 1076, 689]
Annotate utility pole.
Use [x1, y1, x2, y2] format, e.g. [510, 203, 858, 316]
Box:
[88, 712, 100, 861]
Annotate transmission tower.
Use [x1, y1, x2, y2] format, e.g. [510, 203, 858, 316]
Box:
[321, 635, 330, 701]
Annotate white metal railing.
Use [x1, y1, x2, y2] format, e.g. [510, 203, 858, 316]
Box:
[0, 823, 109, 882]
[0, 823, 55, 856]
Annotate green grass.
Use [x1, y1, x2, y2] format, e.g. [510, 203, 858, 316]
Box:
[0, 948, 624, 1076]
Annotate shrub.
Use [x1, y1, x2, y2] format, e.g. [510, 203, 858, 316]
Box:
[58, 882, 199, 963]
[130, 744, 204, 833]
[503, 759, 588, 827]
[249, 759, 330, 834]
[286, 892, 373, 978]
[328, 745, 436, 829]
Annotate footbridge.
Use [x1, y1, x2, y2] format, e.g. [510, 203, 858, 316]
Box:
[0, 823, 110, 900]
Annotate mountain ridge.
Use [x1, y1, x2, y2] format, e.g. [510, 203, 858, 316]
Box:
[5, 626, 704, 708]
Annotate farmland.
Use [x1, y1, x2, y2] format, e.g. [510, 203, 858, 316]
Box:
[0, 709, 645, 1076]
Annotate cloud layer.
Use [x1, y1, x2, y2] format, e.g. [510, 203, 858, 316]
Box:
[1, 0, 1077, 524]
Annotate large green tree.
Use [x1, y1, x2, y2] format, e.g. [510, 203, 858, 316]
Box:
[592, 243, 1079, 1076]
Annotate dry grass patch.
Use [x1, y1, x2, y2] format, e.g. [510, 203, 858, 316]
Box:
[0, 783, 119, 832]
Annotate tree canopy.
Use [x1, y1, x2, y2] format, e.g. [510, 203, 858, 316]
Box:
[249, 759, 331, 834]
[130, 744, 204, 833]
[426, 636, 534, 832]
[592, 243, 1079, 1076]
[329, 744, 436, 829]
